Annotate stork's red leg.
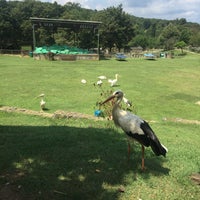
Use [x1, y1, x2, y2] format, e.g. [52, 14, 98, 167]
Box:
[141, 145, 145, 170]
[128, 142, 131, 160]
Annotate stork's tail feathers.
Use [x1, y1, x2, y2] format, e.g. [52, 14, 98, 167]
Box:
[150, 141, 168, 157]
[161, 144, 168, 156]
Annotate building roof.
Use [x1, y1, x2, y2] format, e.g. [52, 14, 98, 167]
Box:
[30, 17, 102, 30]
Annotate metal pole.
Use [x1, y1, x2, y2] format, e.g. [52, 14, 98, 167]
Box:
[97, 32, 100, 60]
[32, 24, 36, 51]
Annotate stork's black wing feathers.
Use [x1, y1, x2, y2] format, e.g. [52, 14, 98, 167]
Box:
[126, 131, 150, 147]
[140, 121, 167, 157]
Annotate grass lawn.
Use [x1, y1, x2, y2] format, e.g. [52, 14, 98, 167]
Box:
[0, 54, 200, 199]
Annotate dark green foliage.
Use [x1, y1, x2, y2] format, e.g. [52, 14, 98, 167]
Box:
[0, 0, 200, 50]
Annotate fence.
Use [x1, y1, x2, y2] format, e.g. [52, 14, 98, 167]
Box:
[0, 49, 30, 56]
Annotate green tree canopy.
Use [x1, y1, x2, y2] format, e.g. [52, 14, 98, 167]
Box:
[0, 0, 200, 51]
[175, 41, 187, 53]
[159, 23, 180, 50]
[94, 4, 135, 52]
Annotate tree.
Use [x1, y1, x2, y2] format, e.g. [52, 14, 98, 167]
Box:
[175, 41, 186, 54]
[78, 30, 96, 49]
[94, 5, 134, 52]
[179, 28, 191, 44]
[190, 32, 200, 47]
[159, 23, 180, 50]
[62, 2, 93, 20]
[0, 0, 17, 49]
[129, 35, 148, 49]
[0, 1, 200, 51]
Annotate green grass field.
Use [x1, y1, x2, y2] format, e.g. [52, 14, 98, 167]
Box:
[0, 54, 199, 199]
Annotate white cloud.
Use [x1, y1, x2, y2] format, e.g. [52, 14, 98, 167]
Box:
[122, 0, 200, 23]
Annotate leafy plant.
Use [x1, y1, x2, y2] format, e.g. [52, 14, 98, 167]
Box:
[93, 83, 134, 119]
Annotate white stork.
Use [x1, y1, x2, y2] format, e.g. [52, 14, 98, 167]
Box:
[97, 79, 103, 86]
[108, 74, 119, 87]
[123, 96, 132, 107]
[37, 93, 46, 111]
[101, 90, 168, 170]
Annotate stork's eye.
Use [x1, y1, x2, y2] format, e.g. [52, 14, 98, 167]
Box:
[114, 91, 121, 95]
[113, 90, 122, 96]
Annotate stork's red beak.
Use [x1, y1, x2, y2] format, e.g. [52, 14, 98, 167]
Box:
[100, 94, 115, 105]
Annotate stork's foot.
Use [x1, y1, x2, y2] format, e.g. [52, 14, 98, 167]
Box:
[140, 167, 147, 172]
[141, 158, 147, 171]
[141, 164, 147, 171]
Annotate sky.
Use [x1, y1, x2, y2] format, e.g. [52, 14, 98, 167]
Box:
[45, 0, 200, 24]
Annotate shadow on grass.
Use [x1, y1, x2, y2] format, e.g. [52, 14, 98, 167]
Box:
[111, 84, 120, 87]
[0, 125, 170, 199]
[167, 93, 199, 102]
[116, 60, 128, 62]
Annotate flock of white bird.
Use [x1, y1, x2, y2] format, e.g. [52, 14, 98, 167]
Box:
[36, 74, 125, 110]
[81, 74, 119, 87]
[81, 74, 132, 108]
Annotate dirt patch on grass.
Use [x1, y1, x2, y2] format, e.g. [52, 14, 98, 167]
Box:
[0, 106, 53, 118]
[0, 106, 199, 124]
[162, 117, 200, 125]
[190, 173, 200, 185]
[0, 106, 102, 121]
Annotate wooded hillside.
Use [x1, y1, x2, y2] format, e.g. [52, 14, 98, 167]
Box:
[0, 0, 200, 52]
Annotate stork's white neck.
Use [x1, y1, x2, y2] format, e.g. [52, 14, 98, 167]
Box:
[112, 103, 123, 126]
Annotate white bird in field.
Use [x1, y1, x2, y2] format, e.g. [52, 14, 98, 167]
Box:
[101, 90, 168, 170]
[123, 96, 132, 107]
[97, 79, 103, 86]
[108, 74, 119, 87]
[37, 93, 46, 111]
[98, 75, 107, 80]
[81, 79, 87, 84]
